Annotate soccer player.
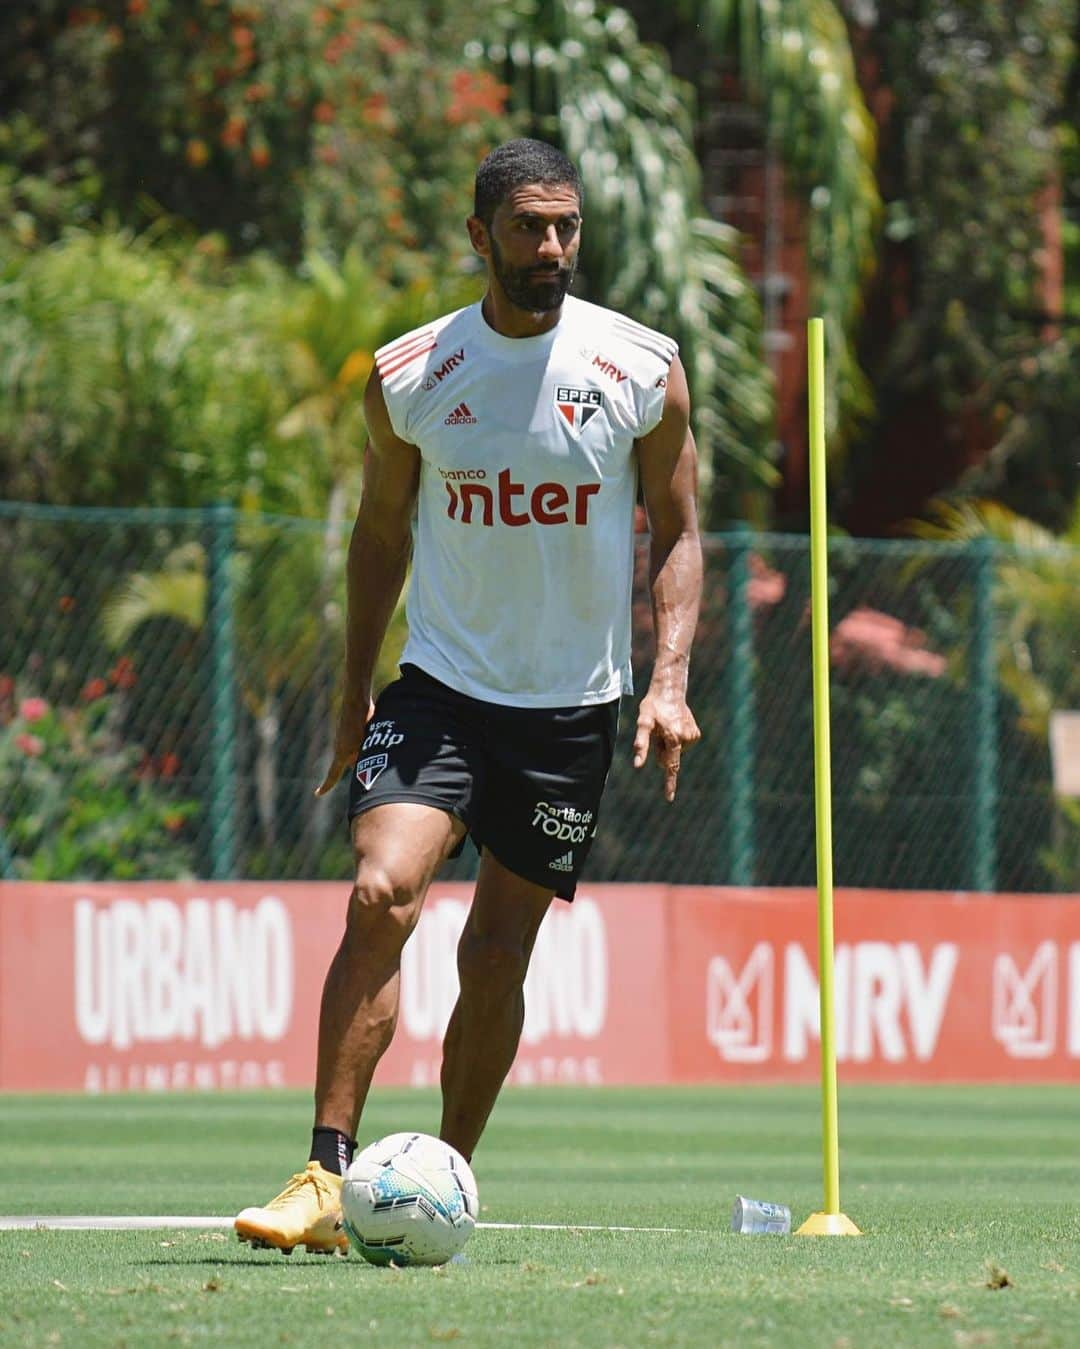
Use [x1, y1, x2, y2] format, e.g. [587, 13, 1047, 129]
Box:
[235, 138, 702, 1253]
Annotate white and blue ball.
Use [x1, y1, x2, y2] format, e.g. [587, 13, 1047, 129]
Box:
[341, 1132, 479, 1266]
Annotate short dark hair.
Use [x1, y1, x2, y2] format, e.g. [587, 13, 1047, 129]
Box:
[473, 139, 583, 226]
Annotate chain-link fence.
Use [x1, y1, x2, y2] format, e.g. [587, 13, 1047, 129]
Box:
[2, 502, 1077, 889]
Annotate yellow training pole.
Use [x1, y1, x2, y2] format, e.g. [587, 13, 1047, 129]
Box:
[795, 318, 861, 1238]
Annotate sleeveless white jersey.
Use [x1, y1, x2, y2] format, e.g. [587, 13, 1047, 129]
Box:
[374, 295, 678, 708]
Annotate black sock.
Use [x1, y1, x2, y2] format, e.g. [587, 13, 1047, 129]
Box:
[310, 1126, 357, 1177]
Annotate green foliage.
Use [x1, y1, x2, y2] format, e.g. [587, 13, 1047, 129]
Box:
[961, 328, 1080, 534]
[0, 229, 478, 515]
[744, 539, 985, 889]
[853, 0, 1078, 524]
[2, 0, 1075, 534]
[0, 6, 114, 243]
[277, 248, 481, 509]
[874, 0, 1073, 364]
[298, 3, 513, 275]
[905, 498, 1080, 887]
[0, 230, 300, 510]
[99, 513, 408, 861]
[909, 498, 1080, 739]
[0, 0, 513, 267]
[1044, 796, 1080, 888]
[1064, 54, 1080, 306]
[0, 684, 197, 880]
[0, 0, 778, 522]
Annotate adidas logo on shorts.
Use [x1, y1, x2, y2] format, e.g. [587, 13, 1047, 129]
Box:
[549, 851, 575, 873]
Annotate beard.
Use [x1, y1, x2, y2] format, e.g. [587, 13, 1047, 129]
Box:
[490, 235, 577, 313]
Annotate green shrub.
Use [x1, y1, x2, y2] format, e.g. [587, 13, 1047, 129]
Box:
[0, 679, 197, 880]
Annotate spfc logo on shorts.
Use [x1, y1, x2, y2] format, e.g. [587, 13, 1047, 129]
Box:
[355, 753, 389, 790]
[555, 386, 603, 434]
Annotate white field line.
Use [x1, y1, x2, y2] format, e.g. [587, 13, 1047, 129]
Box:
[0, 1215, 696, 1235]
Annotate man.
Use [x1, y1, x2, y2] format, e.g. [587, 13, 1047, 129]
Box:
[235, 138, 702, 1254]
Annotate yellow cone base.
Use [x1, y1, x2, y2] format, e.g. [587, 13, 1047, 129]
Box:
[795, 1211, 862, 1237]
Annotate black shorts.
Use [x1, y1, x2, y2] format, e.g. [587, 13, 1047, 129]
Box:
[347, 665, 619, 900]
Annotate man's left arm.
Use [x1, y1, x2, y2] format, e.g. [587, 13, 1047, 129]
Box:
[633, 354, 703, 803]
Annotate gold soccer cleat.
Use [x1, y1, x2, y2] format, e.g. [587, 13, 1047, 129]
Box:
[234, 1162, 349, 1255]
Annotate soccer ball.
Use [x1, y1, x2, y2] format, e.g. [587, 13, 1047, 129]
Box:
[341, 1132, 479, 1266]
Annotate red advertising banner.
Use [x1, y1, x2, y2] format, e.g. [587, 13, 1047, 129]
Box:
[669, 888, 1080, 1083]
[1, 882, 1078, 1092]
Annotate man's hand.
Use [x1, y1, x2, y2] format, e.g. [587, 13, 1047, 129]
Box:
[632, 688, 701, 803]
[314, 698, 375, 797]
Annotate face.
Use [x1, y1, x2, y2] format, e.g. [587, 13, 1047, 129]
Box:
[472, 182, 582, 313]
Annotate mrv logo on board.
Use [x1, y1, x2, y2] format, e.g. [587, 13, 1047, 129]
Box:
[706, 940, 1080, 1064]
[707, 941, 959, 1064]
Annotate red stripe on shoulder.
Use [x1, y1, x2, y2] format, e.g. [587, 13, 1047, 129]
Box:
[378, 340, 437, 378]
[379, 329, 435, 360]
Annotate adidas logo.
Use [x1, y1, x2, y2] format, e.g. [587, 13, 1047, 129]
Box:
[444, 402, 477, 425]
[549, 851, 575, 873]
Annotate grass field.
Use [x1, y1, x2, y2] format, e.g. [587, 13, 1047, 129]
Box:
[1, 1085, 1078, 1347]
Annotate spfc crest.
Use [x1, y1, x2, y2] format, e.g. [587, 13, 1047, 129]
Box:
[555, 385, 603, 434]
[355, 753, 389, 790]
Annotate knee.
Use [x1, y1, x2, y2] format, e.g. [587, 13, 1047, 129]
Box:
[345, 863, 420, 946]
[456, 926, 530, 1004]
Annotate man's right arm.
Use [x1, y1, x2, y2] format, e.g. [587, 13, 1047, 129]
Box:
[315, 368, 421, 796]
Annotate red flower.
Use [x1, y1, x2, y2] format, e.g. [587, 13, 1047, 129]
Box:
[373, 28, 408, 56]
[159, 753, 181, 778]
[221, 115, 247, 149]
[747, 554, 786, 611]
[322, 34, 353, 64]
[447, 70, 508, 126]
[15, 734, 44, 757]
[110, 658, 138, 691]
[81, 678, 108, 702]
[313, 99, 335, 124]
[19, 697, 48, 723]
[830, 608, 947, 679]
[0, 675, 14, 700]
[58, 595, 76, 613]
[360, 94, 390, 127]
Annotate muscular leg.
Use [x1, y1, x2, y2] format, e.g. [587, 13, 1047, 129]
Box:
[315, 803, 466, 1137]
[439, 849, 555, 1160]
